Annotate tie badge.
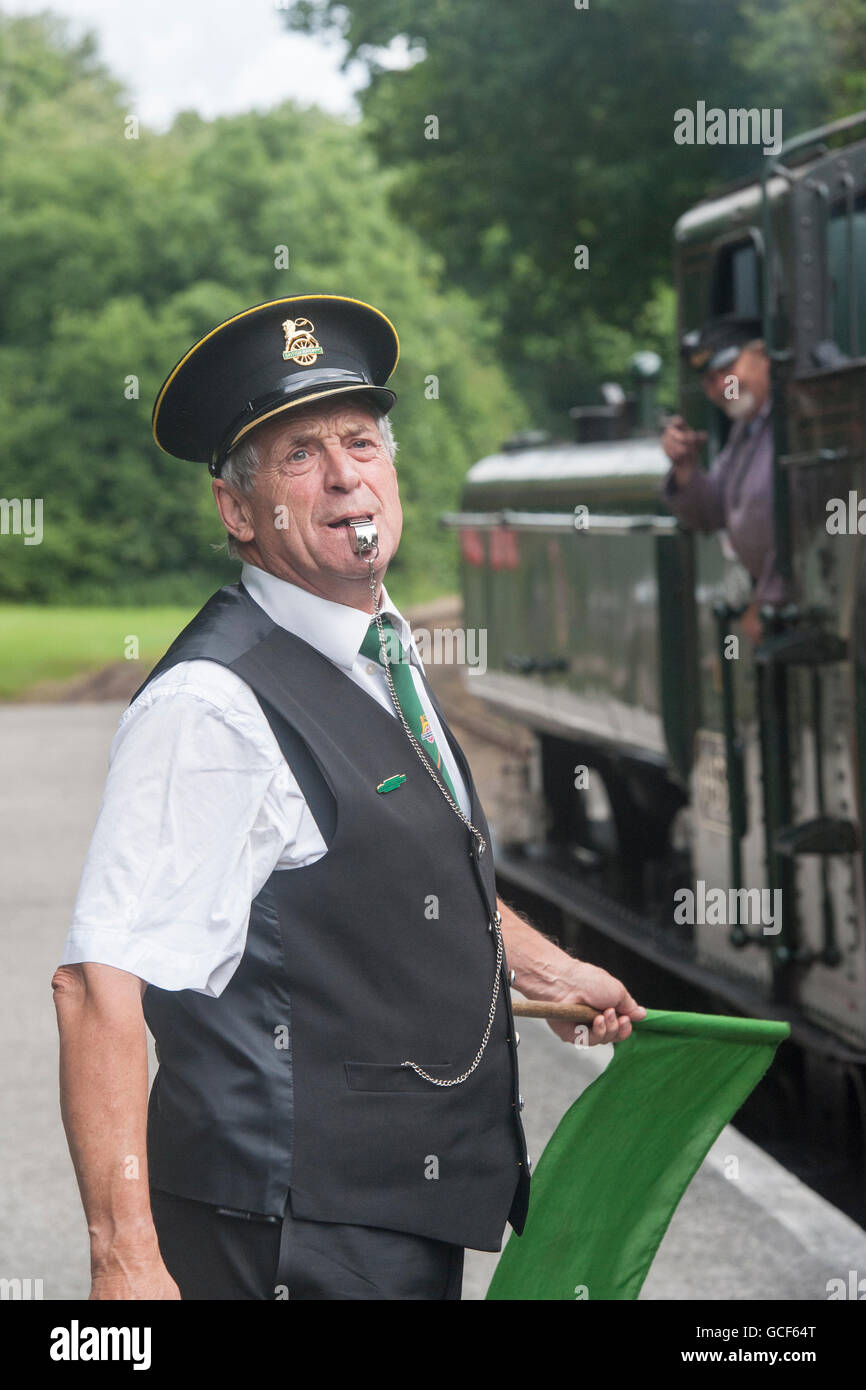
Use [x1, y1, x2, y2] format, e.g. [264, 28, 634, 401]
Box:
[281, 317, 324, 366]
[377, 773, 407, 794]
[419, 714, 436, 745]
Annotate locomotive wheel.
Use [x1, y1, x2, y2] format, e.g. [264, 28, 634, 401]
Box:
[290, 334, 319, 366]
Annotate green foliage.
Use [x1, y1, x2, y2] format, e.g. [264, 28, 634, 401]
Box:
[283, 0, 866, 418]
[0, 12, 526, 604]
[4, 2, 863, 610]
[0, 602, 199, 699]
[736, 0, 866, 120]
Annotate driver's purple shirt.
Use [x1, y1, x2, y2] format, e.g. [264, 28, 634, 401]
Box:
[661, 399, 789, 605]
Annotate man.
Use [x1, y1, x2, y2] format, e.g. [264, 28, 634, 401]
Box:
[661, 315, 788, 643]
[53, 294, 646, 1301]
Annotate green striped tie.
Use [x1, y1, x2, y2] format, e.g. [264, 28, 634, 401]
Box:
[360, 616, 459, 800]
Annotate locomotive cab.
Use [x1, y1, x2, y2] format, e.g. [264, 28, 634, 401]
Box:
[444, 113, 866, 1217]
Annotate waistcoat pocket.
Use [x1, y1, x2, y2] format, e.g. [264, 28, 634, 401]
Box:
[344, 1060, 454, 1093]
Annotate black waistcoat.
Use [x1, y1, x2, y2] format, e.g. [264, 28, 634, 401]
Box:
[134, 581, 530, 1251]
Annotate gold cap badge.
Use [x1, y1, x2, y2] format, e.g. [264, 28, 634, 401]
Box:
[282, 317, 324, 366]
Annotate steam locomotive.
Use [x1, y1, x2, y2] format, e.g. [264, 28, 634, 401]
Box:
[443, 112, 866, 1219]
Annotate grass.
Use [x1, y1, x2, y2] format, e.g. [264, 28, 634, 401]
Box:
[0, 579, 459, 701]
[0, 605, 197, 700]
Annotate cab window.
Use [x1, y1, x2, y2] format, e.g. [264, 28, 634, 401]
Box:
[711, 238, 761, 319]
[827, 195, 866, 359]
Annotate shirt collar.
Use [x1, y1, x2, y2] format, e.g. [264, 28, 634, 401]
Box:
[744, 396, 772, 436]
[240, 561, 418, 672]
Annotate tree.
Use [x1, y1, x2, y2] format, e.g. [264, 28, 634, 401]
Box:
[282, 0, 866, 419]
[0, 13, 526, 602]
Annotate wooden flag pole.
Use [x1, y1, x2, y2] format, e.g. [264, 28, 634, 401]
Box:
[511, 998, 599, 1023]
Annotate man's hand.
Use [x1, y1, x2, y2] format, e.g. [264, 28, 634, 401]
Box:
[497, 898, 646, 1047]
[90, 1239, 181, 1300]
[661, 414, 707, 485]
[740, 600, 764, 646]
[541, 958, 646, 1046]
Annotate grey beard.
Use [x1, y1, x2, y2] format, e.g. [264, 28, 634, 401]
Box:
[722, 389, 757, 421]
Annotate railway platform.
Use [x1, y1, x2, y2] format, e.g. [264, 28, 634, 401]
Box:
[4, 698, 866, 1302]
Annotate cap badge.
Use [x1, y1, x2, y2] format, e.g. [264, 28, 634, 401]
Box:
[281, 317, 324, 366]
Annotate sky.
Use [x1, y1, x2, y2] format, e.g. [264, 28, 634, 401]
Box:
[5, 0, 418, 129]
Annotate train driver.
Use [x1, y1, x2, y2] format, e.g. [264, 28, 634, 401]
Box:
[660, 315, 789, 644]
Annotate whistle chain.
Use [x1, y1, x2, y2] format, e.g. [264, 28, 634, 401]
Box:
[403, 918, 505, 1087]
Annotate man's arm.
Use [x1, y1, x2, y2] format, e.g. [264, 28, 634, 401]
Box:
[51, 961, 180, 1300]
[660, 414, 727, 533]
[54, 665, 321, 1298]
[497, 897, 646, 1045]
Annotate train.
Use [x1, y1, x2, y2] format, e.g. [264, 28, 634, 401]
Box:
[442, 111, 866, 1221]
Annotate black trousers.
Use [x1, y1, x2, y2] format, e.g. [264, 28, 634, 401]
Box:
[150, 1189, 465, 1301]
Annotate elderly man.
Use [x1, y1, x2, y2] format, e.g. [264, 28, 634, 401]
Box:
[53, 294, 645, 1301]
[661, 315, 788, 644]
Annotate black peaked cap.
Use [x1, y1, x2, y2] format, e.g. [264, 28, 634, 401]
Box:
[680, 314, 763, 374]
[152, 294, 399, 475]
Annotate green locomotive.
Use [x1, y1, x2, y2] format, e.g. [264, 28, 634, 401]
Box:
[443, 112, 866, 1216]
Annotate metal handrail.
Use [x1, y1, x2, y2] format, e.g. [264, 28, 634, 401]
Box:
[771, 109, 866, 167]
[440, 509, 681, 536]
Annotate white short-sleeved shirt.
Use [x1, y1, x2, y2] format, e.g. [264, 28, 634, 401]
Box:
[60, 562, 470, 998]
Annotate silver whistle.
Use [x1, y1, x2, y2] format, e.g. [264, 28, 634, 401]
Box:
[348, 516, 379, 557]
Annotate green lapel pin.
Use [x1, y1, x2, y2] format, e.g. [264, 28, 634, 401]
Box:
[377, 773, 407, 794]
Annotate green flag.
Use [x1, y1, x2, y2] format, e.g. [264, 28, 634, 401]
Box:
[486, 1008, 790, 1301]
